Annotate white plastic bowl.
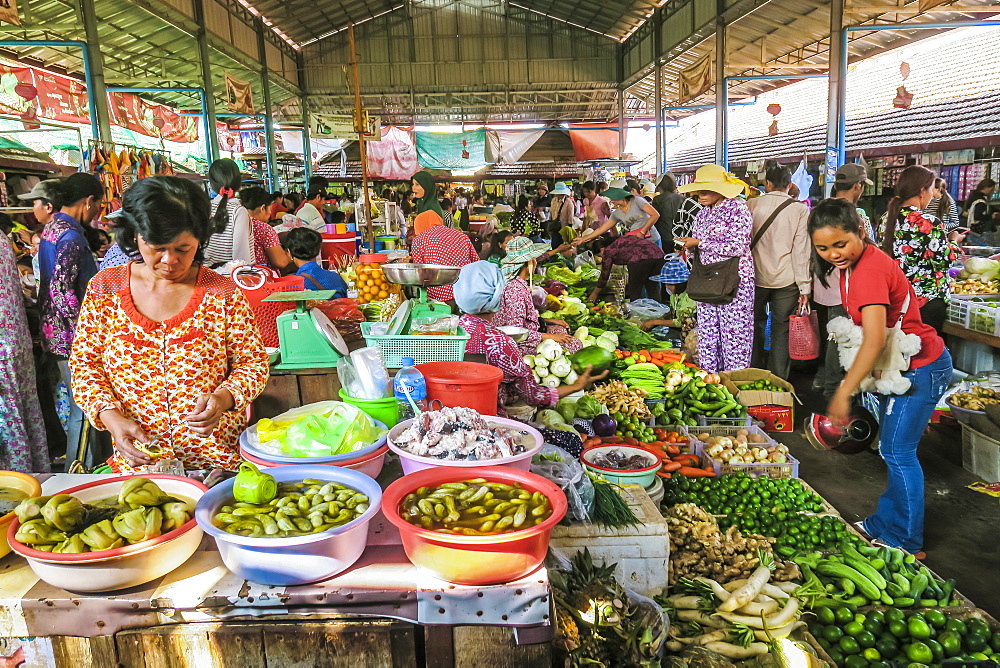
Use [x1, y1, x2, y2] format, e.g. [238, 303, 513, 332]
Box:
[8, 475, 207, 593]
[195, 465, 381, 586]
[387, 416, 543, 474]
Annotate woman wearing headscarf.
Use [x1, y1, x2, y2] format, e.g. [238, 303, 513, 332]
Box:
[546, 182, 577, 250]
[675, 165, 755, 372]
[410, 171, 446, 237]
[454, 261, 605, 416]
[493, 237, 583, 355]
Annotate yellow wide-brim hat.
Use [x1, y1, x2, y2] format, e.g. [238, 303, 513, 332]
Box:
[677, 164, 748, 199]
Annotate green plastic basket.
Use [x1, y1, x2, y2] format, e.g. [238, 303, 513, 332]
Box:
[360, 322, 471, 368]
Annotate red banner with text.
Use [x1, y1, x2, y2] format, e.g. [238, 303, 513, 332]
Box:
[0, 62, 199, 142]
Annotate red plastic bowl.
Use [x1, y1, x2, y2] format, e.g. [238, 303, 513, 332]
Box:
[381, 466, 567, 585]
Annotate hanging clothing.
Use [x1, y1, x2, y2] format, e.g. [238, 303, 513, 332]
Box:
[691, 198, 755, 372]
[0, 240, 50, 472]
[69, 264, 269, 473]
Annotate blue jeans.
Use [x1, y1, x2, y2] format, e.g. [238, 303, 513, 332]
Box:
[862, 348, 952, 552]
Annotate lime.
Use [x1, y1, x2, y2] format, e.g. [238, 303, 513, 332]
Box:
[906, 641, 934, 664]
[857, 630, 877, 649]
[823, 625, 845, 644]
[836, 606, 855, 625]
[845, 621, 865, 637]
[816, 607, 837, 626]
[843, 655, 868, 668]
[924, 609, 947, 629]
[863, 647, 882, 661]
[839, 636, 861, 655]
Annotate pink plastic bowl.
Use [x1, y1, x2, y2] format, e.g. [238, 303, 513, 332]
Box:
[8, 474, 207, 592]
[239, 444, 388, 479]
[386, 417, 543, 475]
[381, 466, 567, 585]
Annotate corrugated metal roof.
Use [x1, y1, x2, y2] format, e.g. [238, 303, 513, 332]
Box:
[667, 89, 1000, 170]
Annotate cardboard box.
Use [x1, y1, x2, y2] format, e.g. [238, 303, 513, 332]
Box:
[721, 369, 797, 432]
[747, 404, 795, 432]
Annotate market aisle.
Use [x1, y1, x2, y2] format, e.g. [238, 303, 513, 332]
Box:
[784, 369, 1000, 619]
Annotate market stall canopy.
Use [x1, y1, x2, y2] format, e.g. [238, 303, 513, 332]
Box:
[0, 134, 60, 174]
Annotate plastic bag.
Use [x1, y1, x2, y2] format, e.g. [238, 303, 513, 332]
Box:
[574, 251, 595, 268]
[314, 298, 365, 322]
[252, 401, 385, 457]
[350, 347, 390, 399]
[530, 444, 593, 523]
[626, 298, 671, 321]
[411, 314, 459, 335]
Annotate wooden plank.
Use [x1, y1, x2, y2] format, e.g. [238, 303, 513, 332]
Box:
[423, 624, 455, 668]
[51, 635, 117, 667]
[263, 620, 416, 668]
[452, 625, 551, 667]
[297, 371, 341, 406]
[944, 321, 1000, 350]
[252, 373, 301, 422]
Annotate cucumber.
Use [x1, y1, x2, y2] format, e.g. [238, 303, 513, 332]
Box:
[840, 577, 856, 596]
[892, 572, 911, 590]
[816, 562, 882, 600]
[880, 591, 894, 605]
[842, 544, 888, 589]
[908, 573, 929, 599]
[886, 583, 907, 598]
[920, 598, 940, 607]
[894, 596, 916, 607]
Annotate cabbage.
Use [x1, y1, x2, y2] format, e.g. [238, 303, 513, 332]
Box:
[965, 258, 1000, 281]
[537, 409, 567, 427]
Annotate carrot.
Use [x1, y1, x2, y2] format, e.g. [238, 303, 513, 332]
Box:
[678, 466, 715, 477]
[656, 470, 672, 479]
[672, 454, 701, 467]
[582, 437, 602, 449]
[601, 436, 624, 444]
[622, 437, 640, 446]
[662, 461, 683, 472]
[665, 443, 681, 456]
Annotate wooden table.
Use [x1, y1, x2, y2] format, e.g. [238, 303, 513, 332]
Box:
[0, 475, 552, 668]
[944, 321, 1000, 349]
[943, 321, 1000, 374]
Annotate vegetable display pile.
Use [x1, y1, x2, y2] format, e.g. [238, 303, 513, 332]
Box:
[399, 478, 552, 534]
[551, 548, 669, 668]
[665, 503, 799, 586]
[656, 376, 746, 427]
[393, 408, 530, 460]
[579, 432, 715, 479]
[589, 381, 650, 418]
[572, 327, 619, 353]
[718, 512, 862, 554]
[13, 479, 193, 553]
[793, 544, 961, 610]
[661, 551, 806, 660]
[588, 471, 641, 528]
[956, 257, 1000, 284]
[699, 431, 792, 466]
[214, 479, 369, 537]
[525, 339, 579, 387]
[611, 412, 655, 442]
[952, 279, 1000, 295]
[662, 473, 826, 515]
[619, 363, 669, 400]
[807, 607, 999, 667]
[735, 379, 787, 392]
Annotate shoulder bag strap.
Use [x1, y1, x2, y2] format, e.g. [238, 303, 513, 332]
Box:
[751, 198, 796, 249]
[302, 272, 324, 291]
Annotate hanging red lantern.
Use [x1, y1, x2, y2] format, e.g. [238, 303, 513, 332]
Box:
[642, 123, 651, 131]
[767, 103, 781, 116]
[152, 117, 166, 129]
[15, 82, 37, 101]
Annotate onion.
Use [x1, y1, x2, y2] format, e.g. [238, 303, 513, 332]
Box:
[591, 414, 617, 437]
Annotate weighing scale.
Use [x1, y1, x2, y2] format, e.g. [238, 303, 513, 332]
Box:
[381, 263, 461, 333]
[262, 291, 350, 369]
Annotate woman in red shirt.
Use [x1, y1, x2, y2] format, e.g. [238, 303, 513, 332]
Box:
[810, 199, 952, 558]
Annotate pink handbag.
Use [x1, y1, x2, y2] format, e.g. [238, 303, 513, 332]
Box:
[789, 305, 820, 360]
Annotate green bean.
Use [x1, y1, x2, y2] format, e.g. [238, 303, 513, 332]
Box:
[417, 499, 435, 515]
[495, 516, 514, 530]
[276, 517, 296, 532]
[259, 515, 280, 535]
[214, 513, 239, 524]
[220, 505, 235, 514]
[345, 494, 369, 509]
[479, 520, 495, 532]
[433, 503, 447, 518]
[513, 504, 528, 528]
[232, 506, 270, 516]
[302, 478, 325, 485]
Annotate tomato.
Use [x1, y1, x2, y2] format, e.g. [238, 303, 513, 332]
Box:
[938, 631, 962, 657]
[816, 607, 836, 626]
[906, 641, 934, 664]
[908, 616, 932, 640]
[839, 636, 861, 655]
[924, 609, 947, 629]
[836, 607, 856, 625]
[823, 626, 844, 644]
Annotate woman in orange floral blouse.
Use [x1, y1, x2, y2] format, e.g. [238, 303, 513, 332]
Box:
[70, 177, 269, 472]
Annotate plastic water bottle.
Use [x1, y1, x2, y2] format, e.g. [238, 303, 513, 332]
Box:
[394, 357, 428, 421]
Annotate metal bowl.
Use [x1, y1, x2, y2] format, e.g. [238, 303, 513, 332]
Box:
[381, 263, 462, 287]
[498, 326, 530, 342]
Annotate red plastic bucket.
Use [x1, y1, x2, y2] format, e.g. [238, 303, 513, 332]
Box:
[416, 361, 504, 416]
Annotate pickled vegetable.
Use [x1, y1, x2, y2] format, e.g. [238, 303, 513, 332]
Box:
[399, 479, 553, 535]
[212, 479, 369, 538]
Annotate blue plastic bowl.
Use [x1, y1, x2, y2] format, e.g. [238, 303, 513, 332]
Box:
[239, 419, 388, 465]
[195, 465, 382, 585]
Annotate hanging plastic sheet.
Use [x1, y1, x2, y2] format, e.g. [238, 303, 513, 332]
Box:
[567, 122, 622, 161]
[485, 129, 544, 164]
[366, 126, 419, 179]
[415, 130, 487, 170]
[791, 158, 814, 201]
